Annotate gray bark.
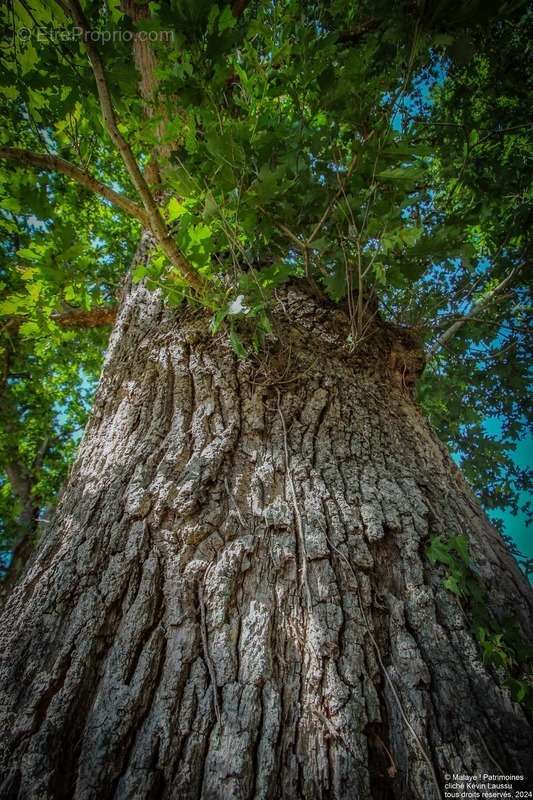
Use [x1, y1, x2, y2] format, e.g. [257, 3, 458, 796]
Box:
[0, 242, 531, 799]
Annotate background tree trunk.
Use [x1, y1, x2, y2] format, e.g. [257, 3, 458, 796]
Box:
[0, 250, 531, 799]
[0, 466, 40, 604]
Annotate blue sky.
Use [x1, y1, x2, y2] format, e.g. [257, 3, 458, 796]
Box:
[451, 417, 531, 562]
[396, 67, 531, 563]
[484, 420, 532, 559]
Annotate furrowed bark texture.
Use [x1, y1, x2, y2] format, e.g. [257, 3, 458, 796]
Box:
[0, 254, 531, 799]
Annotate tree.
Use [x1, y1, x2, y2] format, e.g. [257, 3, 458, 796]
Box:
[0, 1, 531, 798]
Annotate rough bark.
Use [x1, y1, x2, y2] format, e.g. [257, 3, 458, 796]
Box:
[0, 241, 531, 800]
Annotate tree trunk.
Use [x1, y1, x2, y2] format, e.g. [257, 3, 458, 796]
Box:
[0, 245, 531, 799]
[0, 466, 40, 604]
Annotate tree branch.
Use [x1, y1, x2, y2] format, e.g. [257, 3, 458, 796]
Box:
[3, 306, 117, 333]
[51, 306, 117, 329]
[337, 18, 381, 45]
[231, 0, 251, 17]
[428, 268, 519, 357]
[0, 147, 149, 226]
[5, 463, 32, 509]
[121, 0, 165, 187]
[62, 0, 205, 293]
[1, 460, 40, 602]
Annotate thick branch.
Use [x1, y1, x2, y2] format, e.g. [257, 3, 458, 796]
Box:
[337, 18, 381, 45]
[5, 463, 32, 509]
[3, 306, 117, 333]
[121, 0, 166, 187]
[231, 0, 251, 16]
[63, 0, 205, 293]
[1, 462, 40, 602]
[0, 148, 149, 226]
[428, 268, 519, 357]
[51, 306, 117, 329]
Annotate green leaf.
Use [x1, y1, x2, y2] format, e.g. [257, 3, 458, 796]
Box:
[310, 237, 330, 252]
[16, 248, 41, 261]
[167, 197, 186, 222]
[0, 297, 23, 315]
[167, 167, 198, 195]
[378, 165, 425, 182]
[253, 261, 292, 291]
[132, 265, 149, 284]
[229, 327, 246, 358]
[449, 535, 470, 566]
[426, 536, 454, 568]
[207, 5, 220, 35]
[19, 44, 38, 76]
[107, 0, 124, 23]
[323, 268, 347, 302]
[210, 305, 229, 334]
[504, 678, 527, 704]
[189, 224, 212, 244]
[443, 574, 463, 596]
[218, 5, 237, 33]
[252, 166, 286, 203]
[0, 85, 18, 100]
[19, 320, 41, 337]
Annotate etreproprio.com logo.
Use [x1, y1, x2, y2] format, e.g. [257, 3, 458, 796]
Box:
[14, 27, 174, 44]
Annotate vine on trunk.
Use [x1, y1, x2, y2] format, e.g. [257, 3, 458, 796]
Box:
[427, 534, 533, 709]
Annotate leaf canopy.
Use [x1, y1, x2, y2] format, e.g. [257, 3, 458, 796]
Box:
[0, 0, 531, 570]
